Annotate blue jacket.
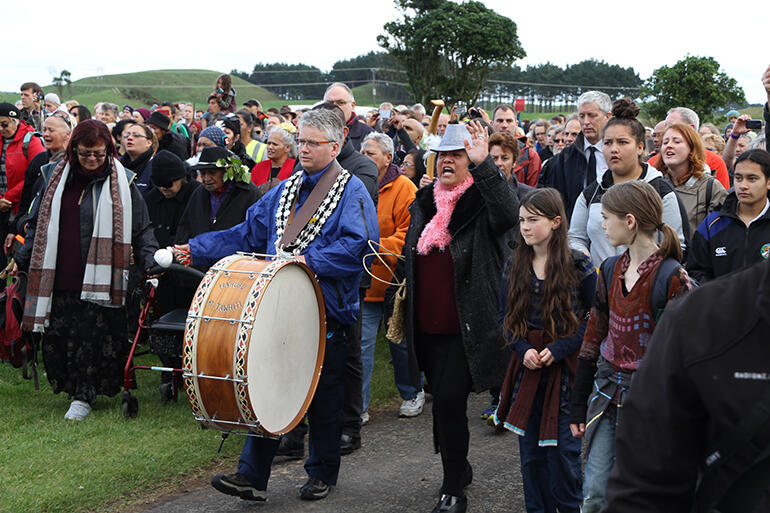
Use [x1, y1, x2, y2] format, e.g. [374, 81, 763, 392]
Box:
[687, 191, 770, 284]
[189, 160, 379, 325]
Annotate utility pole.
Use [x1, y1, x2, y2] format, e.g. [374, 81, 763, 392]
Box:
[371, 68, 377, 107]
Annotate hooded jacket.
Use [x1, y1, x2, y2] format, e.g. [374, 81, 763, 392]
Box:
[687, 192, 770, 284]
[2, 120, 45, 210]
[568, 164, 687, 267]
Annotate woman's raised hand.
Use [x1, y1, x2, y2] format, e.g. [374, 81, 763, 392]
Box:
[464, 120, 489, 166]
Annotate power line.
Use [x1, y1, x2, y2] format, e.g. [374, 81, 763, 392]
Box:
[486, 79, 640, 91]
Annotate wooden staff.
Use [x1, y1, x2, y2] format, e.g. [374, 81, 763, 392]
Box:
[426, 99, 444, 179]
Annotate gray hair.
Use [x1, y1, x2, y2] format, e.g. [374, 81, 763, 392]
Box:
[577, 91, 612, 114]
[298, 108, 344, 145]
[267, 127, 298, 158]
[552, 125, 565, 136]
[379, 102, 393, 110]
[667, 107, 700, 131]
[533, 119, 550, 130]
[410, 103, 426, 117]
[324, 82, 354, 103]
[565, 113, 579, 124]
[100, 102, 119, 116]
[362, 132, 394, 155]
[750, 133, 766, 150]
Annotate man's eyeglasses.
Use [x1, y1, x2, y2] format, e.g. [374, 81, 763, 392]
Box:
[297, 139, 332, 149]
[328, 99, 349, 107]
[76, 149, 107, 159]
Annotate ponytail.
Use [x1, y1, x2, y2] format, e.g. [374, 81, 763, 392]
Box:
[602, 181, 683, 263]
[658, 223, 682, 263]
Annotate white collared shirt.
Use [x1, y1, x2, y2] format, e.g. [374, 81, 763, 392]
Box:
[747, 199, 770, 226]
[583, 138, 608, 186]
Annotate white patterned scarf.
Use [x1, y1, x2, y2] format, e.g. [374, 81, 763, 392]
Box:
[23, 158, 133, 332]
[274, 167, 351, 253]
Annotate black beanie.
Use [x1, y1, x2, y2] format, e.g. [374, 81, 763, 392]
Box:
[147, 111, 171, 130]
[151, 150, 187, 186]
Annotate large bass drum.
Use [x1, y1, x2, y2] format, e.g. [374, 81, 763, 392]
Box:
[183, 253, 325, 436]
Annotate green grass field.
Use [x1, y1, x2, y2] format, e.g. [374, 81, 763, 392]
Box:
[0, 330, 400, 513]
[0, 69, 279, 111]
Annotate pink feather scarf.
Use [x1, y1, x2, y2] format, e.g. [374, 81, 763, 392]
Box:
[417, 175, 474, 255]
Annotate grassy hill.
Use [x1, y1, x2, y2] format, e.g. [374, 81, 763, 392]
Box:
[0, 69, 279, 110]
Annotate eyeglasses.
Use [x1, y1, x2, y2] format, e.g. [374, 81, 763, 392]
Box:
[76, 149, 107, 159]
[297, 139, 332, 149]
[122, 132, 148, 140]
[51, 111, 72, 129]
[328, 99, 349, 107]
[553, 138, 564, 144]
[401, 162, 415, 168]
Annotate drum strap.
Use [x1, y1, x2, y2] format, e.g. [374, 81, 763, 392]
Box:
[278, 160, 343, 249]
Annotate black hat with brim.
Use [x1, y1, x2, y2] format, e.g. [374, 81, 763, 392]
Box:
[147, 111, 171, 130]
[191, 146, 231, 171]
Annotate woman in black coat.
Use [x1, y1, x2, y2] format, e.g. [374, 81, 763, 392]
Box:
[400, 122, 518, 513]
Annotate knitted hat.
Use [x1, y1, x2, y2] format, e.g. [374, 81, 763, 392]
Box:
[0, 102, 20, 118]
[135, 108, 151, 121]
[199, 126, 227, 148]
[151, 150, 187, 187]
[44, 93, 61, 106]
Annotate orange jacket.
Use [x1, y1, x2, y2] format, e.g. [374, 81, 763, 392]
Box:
[365, 174, 417, 302]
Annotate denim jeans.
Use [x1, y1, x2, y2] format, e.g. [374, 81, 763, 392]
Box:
[360, 301, 420, 413]
[582, 415, 616, 513]
[237, 324, 348, 489]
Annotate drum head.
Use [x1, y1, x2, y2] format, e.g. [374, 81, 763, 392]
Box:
[246, 263, 322, 434]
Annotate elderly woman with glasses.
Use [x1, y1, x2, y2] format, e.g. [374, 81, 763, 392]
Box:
[14, 119, 158, 421]
[398, 121, 518, 513]
[250, 127, 297, 192]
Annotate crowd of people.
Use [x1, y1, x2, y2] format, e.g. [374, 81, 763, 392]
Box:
[2, 65, 770, 513]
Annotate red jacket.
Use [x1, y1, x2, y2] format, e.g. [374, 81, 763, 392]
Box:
[3, 121, 44, 210]
[250, 158, 296, 186]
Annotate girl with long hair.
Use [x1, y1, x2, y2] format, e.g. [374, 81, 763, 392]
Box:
[495, 188, 596, 513]
[568, 181, 692, 513]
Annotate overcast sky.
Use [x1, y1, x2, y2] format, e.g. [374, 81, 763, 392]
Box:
[5, 0, 768, 105]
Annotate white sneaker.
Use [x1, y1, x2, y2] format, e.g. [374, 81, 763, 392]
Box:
[399, 390, 425, 418]
[64, 400, 92, 421]
[361, 411, 370, 426]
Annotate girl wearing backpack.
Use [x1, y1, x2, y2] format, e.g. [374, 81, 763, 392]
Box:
[568, 180, 692, 513]
[495, 188, 597, 513]
[568, 98, 686, 267]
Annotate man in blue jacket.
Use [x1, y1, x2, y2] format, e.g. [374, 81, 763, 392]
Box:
[179, 108, 379, 502]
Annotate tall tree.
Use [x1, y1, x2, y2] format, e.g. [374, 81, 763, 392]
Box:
[641, 55, 746, 121]
[378, 0, 525, 106]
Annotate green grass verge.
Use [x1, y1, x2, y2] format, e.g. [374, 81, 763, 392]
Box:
[0, 330, 399, 513]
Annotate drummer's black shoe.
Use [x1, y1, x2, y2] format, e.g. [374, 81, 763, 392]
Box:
[299, 477, 330, 500]
[340, 433, 361, 455]
[275, 434, 304, 459]
[211, 473, 266, 501]
[430, 494, 467, 513]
